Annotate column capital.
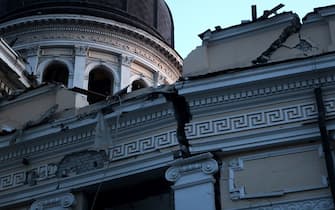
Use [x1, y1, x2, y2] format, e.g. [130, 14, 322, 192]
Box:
[26, 47, 40, 57]
[165, 153, 218, 210]
[121, 55, 135, 67]
[165, 153, 218, 182]
[74, 46, 88, 56]
[30, 192, 75, 210]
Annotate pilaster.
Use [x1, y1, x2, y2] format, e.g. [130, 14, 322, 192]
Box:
[73, 46, 88, 107]
[25, 47, 39, 75]
[73, 46, 88, 88]
[165, 153, 218, 210]
[120, 55, 134, 89]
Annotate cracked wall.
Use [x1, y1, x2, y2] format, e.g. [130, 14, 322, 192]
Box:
[183, 6, 335, 77]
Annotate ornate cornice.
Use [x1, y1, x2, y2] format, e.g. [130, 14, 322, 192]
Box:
[188, 72, 335, 109]
[0, 128, 95, 163]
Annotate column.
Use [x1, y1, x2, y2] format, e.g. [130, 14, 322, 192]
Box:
[165, 153, 218, 210]
[30, 192, 76, 210]
[73, 46, 88, 88]
[73, 46, 88, 107]
[26, 47, 39, 75]
[120, 55, 134, 89]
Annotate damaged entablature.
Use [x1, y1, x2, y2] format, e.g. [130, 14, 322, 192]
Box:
[183, 5, 334, 77]
[252, 14, 301, 64]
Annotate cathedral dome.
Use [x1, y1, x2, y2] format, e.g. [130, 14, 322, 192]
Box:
[0, 0, 174, 46]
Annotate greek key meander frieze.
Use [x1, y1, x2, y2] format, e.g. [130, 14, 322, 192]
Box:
[0, 130, 178, 191]
[109, 130, 178, 160]
[1, 99, 334, 192]
[0, 129, 95, 163]
[0, 164, 57, 191]
[185, 99, 335, 139]
[189, 74, 335, 108]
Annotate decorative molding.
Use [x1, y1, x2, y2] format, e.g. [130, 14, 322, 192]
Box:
[166, 157, 218, 182]
[1, 97, 334, 167]
[108, 108, 173, 131]
[189, 73, 335, 109]
[56, 150, 107, 178]
[228, 158, 245, 200]
[0, 14, 182, 66]
[75, 46, 88, 56]
[2, 20, 181, 82]
[0, 163, 57, 191]
[228, 145, 328, 200]
[26, 46, 39, 57]
[237, 196, 334, 210]
[109, 130, 178, 161]
[121, 55, 135, 67]
[88, 50, 119, 63]
[0, 129, 95, 163]
[30, 193, 75, 210]
[2, 98, 333, 166]
[186, 99, 335, 139]
[36, 57, 75, 81]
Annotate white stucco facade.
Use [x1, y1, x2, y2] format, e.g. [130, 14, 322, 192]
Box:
[1, 3, 335, 210]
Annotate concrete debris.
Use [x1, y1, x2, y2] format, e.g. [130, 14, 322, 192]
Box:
[0, 124, 16, 136]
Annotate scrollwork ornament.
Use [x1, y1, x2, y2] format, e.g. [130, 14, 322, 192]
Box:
[61, 193, 75, 207]
[30, 193, 75, 210]
[201, 159, 218, 175]
[165, 167, 180, 182]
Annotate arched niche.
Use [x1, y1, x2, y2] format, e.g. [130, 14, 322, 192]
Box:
[131, 79, 148, 91]
[87, 67, 114, 104]
[42, 61, 69, 86]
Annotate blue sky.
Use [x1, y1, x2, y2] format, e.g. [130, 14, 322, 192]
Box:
[165, 0, 335, 58]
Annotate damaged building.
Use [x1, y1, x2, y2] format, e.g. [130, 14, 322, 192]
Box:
[0, 1, 335, 210]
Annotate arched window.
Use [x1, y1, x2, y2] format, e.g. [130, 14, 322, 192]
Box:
[88, 67, 114, 104]
[131, 79, 147, 91]
[42, 61, 69, 86]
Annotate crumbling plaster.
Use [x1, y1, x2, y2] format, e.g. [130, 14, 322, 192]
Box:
[184, 6, 335, 77]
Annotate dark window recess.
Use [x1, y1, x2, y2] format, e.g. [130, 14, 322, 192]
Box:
[42, 62, 69, 86]
[86, 177, 173, 210]
[131, 79, 147, 91]
[88, 68, 113, 104]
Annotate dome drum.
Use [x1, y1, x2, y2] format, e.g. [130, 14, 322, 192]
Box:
[0, 0, 181, 106]
[0, 0, 174, 46]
